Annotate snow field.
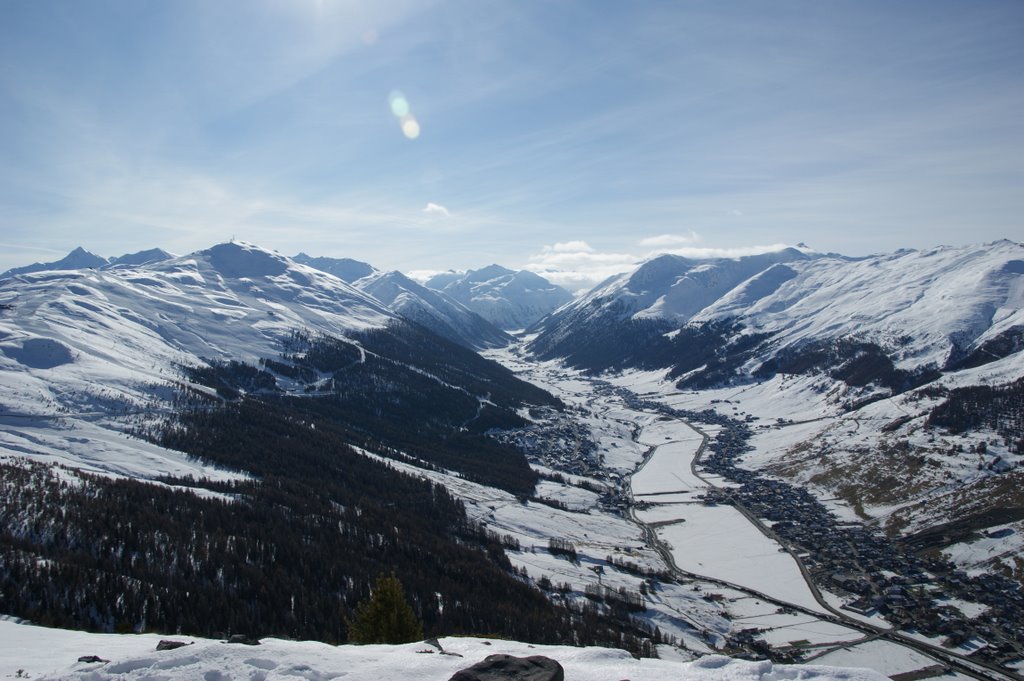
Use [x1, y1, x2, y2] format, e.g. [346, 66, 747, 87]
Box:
[631, 440, 707, 496]
[639, 504, 828, 615]
[0, 620, 890, 681]
[811, 638, 954, 677]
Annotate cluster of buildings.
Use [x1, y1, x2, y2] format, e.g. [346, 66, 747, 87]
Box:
[489, 405, 608, 479]
[697, 415, 1024, 669]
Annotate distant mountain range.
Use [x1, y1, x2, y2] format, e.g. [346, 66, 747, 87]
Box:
[425, 264, 574, 331]
[0, 247, 174, 279]
[530, 241, 1024, 388]
[1, 247, 573, 351]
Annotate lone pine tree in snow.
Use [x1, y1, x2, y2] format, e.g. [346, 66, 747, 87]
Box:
[347, 572, 423, 644]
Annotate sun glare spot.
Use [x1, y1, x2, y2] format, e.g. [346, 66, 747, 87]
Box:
[401, 115, 421, 139]
[388, 91, 410, 118]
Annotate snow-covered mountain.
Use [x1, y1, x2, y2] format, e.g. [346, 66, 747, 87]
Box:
[0, 246, 110, 279]
[530, 241, 1024, 382]
[107, 248, 174, 268]
[1, 241, 539, 482]
[0, 241, 402, 477]
[2, 241, 392, 368]
[0, 247, 175, 280]
[292, 252, 377, 283]
[425, 264, 573, 331]
[353, 269, 511, 350]
[288, 254, 511, 349]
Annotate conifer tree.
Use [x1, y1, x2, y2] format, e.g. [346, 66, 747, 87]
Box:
[346, 571, 423, 644]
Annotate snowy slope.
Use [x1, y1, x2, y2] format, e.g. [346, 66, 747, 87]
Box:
[354, 269, 511, 350]
[107, 248, 174, 268]
[425, 264, 573, 331]
[531, 241, 1024, 375]
[0, 241, 395, 479]
[538, 249, 813, 328]
[292, 252, 377, 283]
[694, 240, 1024, 370]
[0, 620, 887, 681]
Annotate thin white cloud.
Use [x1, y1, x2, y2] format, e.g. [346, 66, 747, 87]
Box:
[639, 232, 701, 248]
[543, 240, 594, 253]
[524, 241, 639, 293]
[423, 202, 450, 217]
[405, 268, 451, 283]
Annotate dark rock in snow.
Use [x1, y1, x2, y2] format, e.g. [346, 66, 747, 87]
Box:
[156, 639, 192, 651]
[448, 654, 564, 681]
[77, 655, 109, 664]
[226, 634, 261, 645]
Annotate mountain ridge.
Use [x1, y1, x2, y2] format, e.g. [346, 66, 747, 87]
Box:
[425, 265, 573, 331]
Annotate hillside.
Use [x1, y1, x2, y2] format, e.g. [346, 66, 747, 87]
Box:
[0, 242, 613, 649]
[353, 269, 512, 350]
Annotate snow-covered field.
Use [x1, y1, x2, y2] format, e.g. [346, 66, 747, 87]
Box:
[0, 619, 889, 681]
[639, 503, 827, 616]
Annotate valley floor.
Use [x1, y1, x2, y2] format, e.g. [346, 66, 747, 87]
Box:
[480, 345, 1023, 681]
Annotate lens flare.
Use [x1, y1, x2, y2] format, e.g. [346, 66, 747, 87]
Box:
[388, 90, 420, 140]
[401, 115, 421, 139]
[388, 91, 410, 118]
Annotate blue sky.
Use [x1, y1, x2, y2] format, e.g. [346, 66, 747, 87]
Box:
[1, 1, 1022, 289]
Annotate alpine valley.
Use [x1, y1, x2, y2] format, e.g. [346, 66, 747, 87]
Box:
[1, 240, 1023, 680]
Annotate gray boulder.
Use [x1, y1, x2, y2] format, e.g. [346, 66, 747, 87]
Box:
[156, 639, 192, 651]
[448, 654, 564, 681]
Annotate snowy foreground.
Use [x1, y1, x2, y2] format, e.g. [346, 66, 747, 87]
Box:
[0, 620, 886, 681]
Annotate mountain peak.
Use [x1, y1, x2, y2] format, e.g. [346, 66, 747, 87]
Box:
[109, 248, 174, 267]
[292, 253, 377, 283]
[201, 242, 289, 278]
[468, 264, 516, 282]
[0, 246, 109, 279]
